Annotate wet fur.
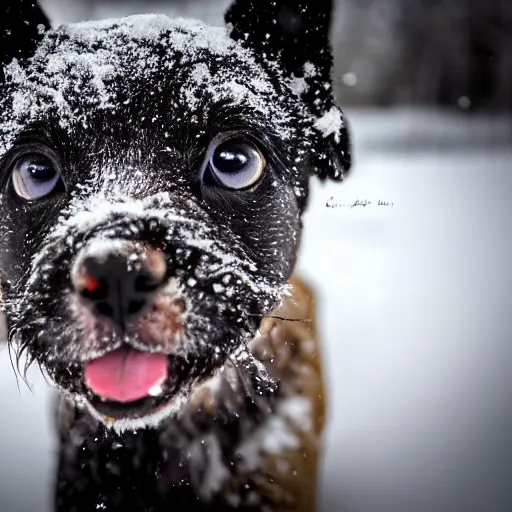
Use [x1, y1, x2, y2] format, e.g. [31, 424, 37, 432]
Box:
[0, 0, 350, 510]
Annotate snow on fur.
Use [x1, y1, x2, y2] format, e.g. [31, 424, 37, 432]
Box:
[0, 14, 301, 154]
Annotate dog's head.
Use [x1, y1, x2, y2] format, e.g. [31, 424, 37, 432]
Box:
[0, 0, 350, 428]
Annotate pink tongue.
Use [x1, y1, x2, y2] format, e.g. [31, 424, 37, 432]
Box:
[84, 346, 168, 404]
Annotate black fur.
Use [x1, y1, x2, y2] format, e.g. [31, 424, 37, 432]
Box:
[0, 0, 50, 81]
[226, 0, 351, 179]
[0, 1, 351, 510]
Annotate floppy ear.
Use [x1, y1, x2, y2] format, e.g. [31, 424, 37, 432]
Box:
[225, 0, 351, 181]
[1, 0, 51, 81]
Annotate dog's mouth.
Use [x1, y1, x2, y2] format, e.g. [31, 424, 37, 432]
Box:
[16, 232, 274, 423]
[84, 344, 171, 420]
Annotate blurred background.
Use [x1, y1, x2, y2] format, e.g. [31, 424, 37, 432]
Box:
[40, 0, 512, 111]
[1, 1, 511, 511]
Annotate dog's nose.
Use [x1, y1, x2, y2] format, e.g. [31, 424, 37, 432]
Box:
[72, 242, 167, 329]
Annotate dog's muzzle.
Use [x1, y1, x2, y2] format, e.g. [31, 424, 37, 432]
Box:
[71, 239, 180, 411]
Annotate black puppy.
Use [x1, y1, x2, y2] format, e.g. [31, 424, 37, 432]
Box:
[0, 0, 350, 510]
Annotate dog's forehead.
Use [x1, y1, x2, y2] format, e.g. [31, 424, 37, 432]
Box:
[0, 14, 298, 155]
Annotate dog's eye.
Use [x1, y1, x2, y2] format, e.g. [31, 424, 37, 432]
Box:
[204, 140, 266, 190]
[11, 154, 61, 200]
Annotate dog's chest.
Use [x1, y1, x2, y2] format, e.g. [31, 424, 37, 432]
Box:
[57, 389, 301, 511]
[56, 277, 323, 512]
[56, 418, 246, 511]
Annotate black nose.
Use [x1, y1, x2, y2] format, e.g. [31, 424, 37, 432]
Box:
[73, 242, 167, 329]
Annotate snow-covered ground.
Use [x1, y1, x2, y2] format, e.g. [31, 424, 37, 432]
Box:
[1, 109, 510, 512]
[299, 109, 512, 512]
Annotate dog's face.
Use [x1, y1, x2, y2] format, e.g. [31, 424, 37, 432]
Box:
[0, 0, 350, 428]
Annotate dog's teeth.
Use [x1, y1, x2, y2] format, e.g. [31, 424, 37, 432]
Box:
[148, 385, 163, 397]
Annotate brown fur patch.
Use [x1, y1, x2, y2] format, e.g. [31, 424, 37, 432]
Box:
[222, 276, 326, 511]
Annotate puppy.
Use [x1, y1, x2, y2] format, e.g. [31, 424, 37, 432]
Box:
[0, 0, 351, 510]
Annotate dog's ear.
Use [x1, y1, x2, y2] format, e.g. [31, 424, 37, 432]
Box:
[1, 0, 51, 81]
[225, 0, 351, 180]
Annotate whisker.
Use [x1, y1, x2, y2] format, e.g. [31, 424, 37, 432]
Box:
[247, 313, 311, 324]
[7, 337, 32, 393]
[7, 342, 22, 394]
[39, 363, 52, 388]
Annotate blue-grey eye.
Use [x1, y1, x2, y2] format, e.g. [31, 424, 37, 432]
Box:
[11, 154, 61, 200]
[205, 140, 266, 190]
